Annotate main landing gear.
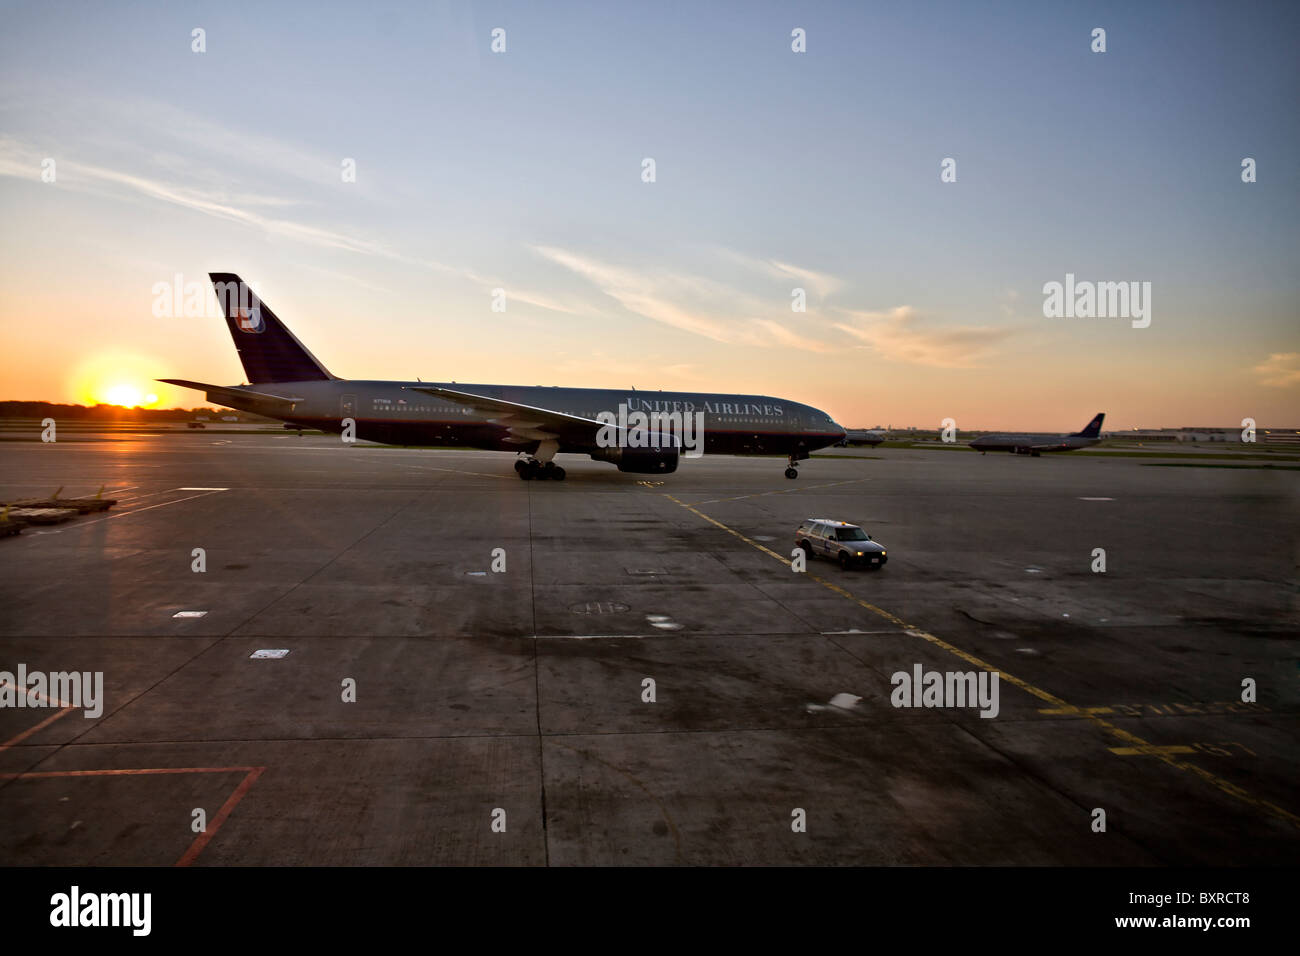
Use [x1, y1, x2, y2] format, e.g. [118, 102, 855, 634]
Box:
[516, 441, 565, 481]
[515, 458, 566, 481]
[785, 453, 801, 480]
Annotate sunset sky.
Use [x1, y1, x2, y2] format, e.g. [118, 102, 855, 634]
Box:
[1, 0, 1297, 430]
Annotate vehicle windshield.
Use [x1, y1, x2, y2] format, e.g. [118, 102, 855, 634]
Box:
[836, 528, 868, 541]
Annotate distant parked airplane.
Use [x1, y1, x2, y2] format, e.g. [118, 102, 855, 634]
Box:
[968, 413, 1106, 456]
[838, 428, 886, 447]
[161, 274, 847, 480]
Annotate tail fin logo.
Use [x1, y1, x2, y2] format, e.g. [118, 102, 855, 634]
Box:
[236, 305, 264, 333]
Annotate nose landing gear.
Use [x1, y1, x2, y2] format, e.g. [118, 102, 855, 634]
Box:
[783, 439, 813, 479]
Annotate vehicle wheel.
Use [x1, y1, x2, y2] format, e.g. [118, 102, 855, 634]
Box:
[520, 462, 536, 480]
[838, 551, 851, 570]
[551, 465, 566, 481]
[784, 467, 798, 479]
[798, 541, 812, 558]
[514, 459, 526, 475]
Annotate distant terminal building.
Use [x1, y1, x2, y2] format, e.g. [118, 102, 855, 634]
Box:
[1260, 428, 1300, 446]
[1118, 427, 1300, 445]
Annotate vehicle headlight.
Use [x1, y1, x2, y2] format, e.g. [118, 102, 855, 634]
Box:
[856, 551, 863, 556]
[882, 551, 886, 556]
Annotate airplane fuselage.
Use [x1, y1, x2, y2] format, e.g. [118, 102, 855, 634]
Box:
[225, 379, 845, 458]
[967, 413, 1106, 455]
[166, 273, 848, 479]
[968, 433, 1100, 454]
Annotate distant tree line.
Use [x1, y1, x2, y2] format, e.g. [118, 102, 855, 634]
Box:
[0, 401, 274, 423]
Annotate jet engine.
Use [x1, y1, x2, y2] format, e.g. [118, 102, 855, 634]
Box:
[589, 444, 680, 474]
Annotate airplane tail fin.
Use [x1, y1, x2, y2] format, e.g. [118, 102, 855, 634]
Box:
[1072, 413, 1105, 438]
[208, 273, 334, 384]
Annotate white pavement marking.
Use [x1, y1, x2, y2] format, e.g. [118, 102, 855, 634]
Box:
[29, 489, 229, 533]
[534, 634, 651, 640]
[114, 489, 179, 503]
[806, 692, 864, 714]
[351, 455, 512, 480]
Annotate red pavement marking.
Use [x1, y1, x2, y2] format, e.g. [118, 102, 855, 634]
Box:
[0, 705, 76, 752]
[0, 679, 79, 753]
[0, 765, 267, 865]
[175, 767, 265, 867]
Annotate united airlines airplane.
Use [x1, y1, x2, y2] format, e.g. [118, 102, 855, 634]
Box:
[161, 274, 847, 481]
[968, 413, 1106, 456]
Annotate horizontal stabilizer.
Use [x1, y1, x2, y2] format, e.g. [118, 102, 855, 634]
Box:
[158, 379, 303, 416]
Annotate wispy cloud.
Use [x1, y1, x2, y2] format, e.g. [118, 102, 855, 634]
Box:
[713, 247, 844, 297]
[534, 245, 838, 350]
[1254, 352, 1300, 388]
[10, 91, 361, 193]
[548, 351, 696, 385]
[1, 135, 598, 320]
[765, 259, 844, 297]
[0, 137, 392, 257]
[460, 268, 588, 316]
[749, 318, 837, 353]
[834, 306, 1013, 368]
[534, 245, 738, 341]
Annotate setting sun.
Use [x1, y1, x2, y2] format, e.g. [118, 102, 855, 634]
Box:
[67, 351, 170, 408]
[101, 383, 158, 407]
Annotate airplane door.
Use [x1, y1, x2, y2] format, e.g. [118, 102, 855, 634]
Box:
[341, 394, 357, 418]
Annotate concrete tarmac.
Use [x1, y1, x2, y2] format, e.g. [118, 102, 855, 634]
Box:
[0, 431, 1296, 865]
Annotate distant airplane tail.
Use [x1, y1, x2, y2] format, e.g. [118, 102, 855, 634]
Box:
[1072, 413, 1105, 438]
[208, 273, 334, 384]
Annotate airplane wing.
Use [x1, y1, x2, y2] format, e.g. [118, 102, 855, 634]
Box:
[405, 385, 618, 447]
[158, 379, 304, 416]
